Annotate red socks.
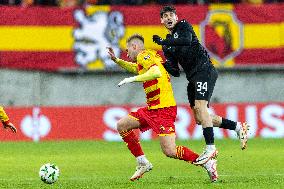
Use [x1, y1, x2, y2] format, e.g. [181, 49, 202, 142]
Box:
[119, 130, 144, 157]
[176, 146, 199, 163]
[119, 130, 198, 163]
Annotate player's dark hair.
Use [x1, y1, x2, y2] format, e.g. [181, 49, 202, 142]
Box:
[160, 5, 176, 18]
[127, 34, 144, 44]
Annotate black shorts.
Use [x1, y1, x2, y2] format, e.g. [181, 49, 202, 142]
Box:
[187, 68, 218, 107]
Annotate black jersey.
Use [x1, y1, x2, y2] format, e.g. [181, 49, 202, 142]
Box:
[162, 19, 216, 80]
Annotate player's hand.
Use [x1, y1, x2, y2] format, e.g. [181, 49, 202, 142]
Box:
[106, 47, 117, 61]
[118, 77, 135, 87]
[3, 121, 17, 133]
[152, 35, 164, 45]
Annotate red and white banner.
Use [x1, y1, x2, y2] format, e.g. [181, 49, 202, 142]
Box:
[1, 103, 283, 141]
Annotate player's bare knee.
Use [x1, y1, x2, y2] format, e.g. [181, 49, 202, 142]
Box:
[193, 107, 202, 124]
[194, 105, 208, 124]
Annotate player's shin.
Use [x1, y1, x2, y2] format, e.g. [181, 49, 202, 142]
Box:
[175, 146, 199, 163]
[203, 127, 215, 147]
[120, 130, 152, 181]
[119, 130, 145, 158]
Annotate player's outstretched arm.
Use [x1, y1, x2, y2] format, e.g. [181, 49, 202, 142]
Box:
[115, 59, 138, 74]
[107, 47, 138, 74]
[0, 106, 17, 133]
[118, 66, 161, 87]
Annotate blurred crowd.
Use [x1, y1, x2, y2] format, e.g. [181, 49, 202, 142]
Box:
[0, 0, 281, 7]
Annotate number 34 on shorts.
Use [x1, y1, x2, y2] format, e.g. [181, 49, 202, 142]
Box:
[196, 82, 207, 96]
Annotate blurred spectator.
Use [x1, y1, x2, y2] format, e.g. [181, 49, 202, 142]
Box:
[0, 0, 21, 5]
[33, 0, 58, 6]
[124, 0, 143, 4]
[0, 0, 282, 7]
[154, 0, 176, 4]
[241, 0, 263, 3]
[59, 0, 77, 7]
[96, 0, 143, 4]
[209, 0, 240, 3]
[176, 0, 198, 4]
[86, 0, 97, 4]
[22, 0, 34, 6]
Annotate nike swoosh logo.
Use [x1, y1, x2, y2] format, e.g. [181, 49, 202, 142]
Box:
[197, 157, 208, 162]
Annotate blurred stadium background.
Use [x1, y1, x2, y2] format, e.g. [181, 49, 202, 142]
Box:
[0, 0, 283, 188]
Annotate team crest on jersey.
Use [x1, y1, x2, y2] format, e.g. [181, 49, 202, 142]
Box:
[144, 55, 150, 60]
[174, 32, 179, 38]
[200, 10, 244, 65]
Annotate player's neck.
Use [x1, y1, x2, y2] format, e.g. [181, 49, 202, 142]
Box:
[168, 23, 177, 34]
[134, 48, 145, 61]
[138, 48, 145, 54]
[168, 27, 174, 34]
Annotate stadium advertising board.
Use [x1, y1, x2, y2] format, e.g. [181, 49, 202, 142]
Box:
[0, 4, 283, 71]
[0, 103, 283, 141]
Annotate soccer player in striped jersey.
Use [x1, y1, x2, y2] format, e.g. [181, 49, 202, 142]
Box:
[0, 106, 17, 133]
[107, 34, 218, 182]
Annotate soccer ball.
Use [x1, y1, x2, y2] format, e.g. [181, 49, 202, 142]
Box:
[39, 163, 60, 184]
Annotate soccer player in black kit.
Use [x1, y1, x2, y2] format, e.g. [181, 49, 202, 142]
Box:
[153, 5, 250, 166]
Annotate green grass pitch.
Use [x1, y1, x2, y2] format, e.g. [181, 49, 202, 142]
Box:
[0, 138, 283, 189]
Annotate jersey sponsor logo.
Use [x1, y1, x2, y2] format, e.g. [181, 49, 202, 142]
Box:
[73, 9, 125, 70]
[200, 9, 244, 65]
[195, 156, 208, 163]
[144, 55, 150, 60]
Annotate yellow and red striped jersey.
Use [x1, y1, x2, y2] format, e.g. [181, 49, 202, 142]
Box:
[136, 49, 176, 109]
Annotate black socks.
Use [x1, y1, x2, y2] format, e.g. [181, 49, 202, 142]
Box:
[220, 118, 237, 130]
[203, 127, 214, 145]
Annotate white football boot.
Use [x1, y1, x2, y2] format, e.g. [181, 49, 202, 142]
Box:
[130, 162, 153, 181]
[236, 122, 250, 150]
[203, 159, 218, 182]
[193, 148, 218, 165]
